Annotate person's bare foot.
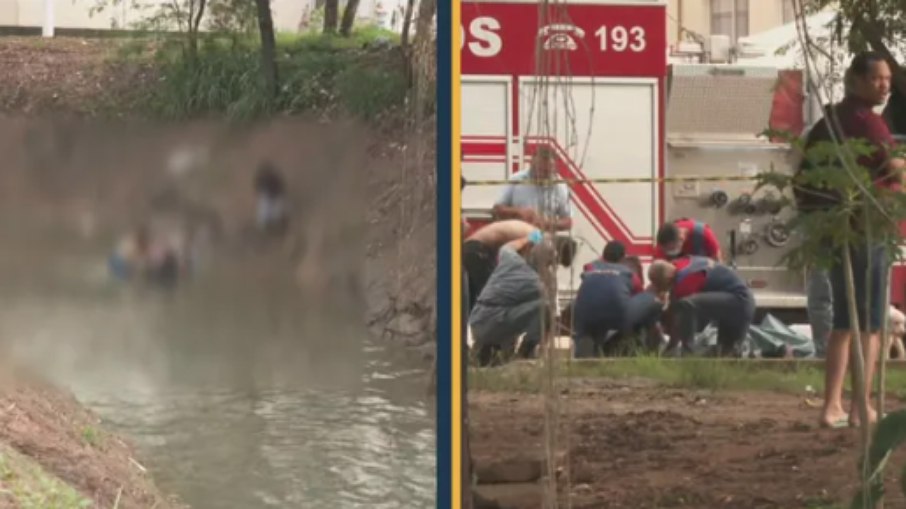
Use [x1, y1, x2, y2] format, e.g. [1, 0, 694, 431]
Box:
[848, 406, 878, 428]
[820, 407, 850, 429]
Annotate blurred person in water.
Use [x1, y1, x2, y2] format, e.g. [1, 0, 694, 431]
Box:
[108, 224, 184, 287]
[254, 161, 289, 236]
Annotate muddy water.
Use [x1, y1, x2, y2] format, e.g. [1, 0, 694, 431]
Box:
[0, 230, 436, 509]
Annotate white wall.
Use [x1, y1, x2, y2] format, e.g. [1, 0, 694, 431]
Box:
[667, 0, 791, 46]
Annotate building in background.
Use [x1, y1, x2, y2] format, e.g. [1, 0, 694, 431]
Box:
[0, 0, 411, 34]
[667, 0, 796, 50]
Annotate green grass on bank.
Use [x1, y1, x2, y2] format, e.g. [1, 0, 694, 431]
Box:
[108, 27, 410, 120]
[0, 445, 91, 509]
[470, 357, 906, 398]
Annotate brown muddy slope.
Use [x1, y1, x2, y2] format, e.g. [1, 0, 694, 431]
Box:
[0, 366, 183, 509]
[0, 37, 151, 115]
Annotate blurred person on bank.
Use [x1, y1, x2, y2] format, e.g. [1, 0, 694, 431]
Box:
[254, 161, 289, 236]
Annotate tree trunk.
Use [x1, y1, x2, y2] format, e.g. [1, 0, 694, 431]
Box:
[413, 0, 436, 42]
[189, 0, 207, 57]
[323, 0, 339, 34]
[400, 0, 415, 48]
[254, 0, 279, 101]
[876, 254, 891, 509]
[339, 0, 360, 36]
[408, 0, 436, 110]
[842, 245, 874, 508]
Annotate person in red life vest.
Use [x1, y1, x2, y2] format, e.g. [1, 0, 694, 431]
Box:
[648, 256, 754, 357]
[572, 241, 665, 358]
[654, 218, 722, 262]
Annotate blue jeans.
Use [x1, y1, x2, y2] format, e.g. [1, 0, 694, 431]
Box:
[807, 268, 832, 358]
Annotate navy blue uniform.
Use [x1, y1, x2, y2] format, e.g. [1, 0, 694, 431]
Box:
[573, 260, 662, 357]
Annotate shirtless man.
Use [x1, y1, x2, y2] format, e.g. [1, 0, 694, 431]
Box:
[470, 230, 576, 365]
[463, 219, 537, 313]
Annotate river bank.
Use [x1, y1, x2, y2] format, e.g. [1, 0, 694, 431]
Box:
[0, 364, 182, 508]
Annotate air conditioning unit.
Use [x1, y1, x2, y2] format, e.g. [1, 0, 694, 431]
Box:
[707, 34, 732, 63]
[676, 40, 704, 55]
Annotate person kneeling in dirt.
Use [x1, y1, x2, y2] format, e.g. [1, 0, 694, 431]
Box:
[463, 219, 538, 315]
[573, 241, 664, 358]
[469, 230, 576, 366]
[254, 161, 289, 236]
[648, 256, 754, 357]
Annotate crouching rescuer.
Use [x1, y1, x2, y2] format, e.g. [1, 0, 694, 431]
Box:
[572, 240, 664, 357]
[649, 256, 755, 356]
[469, 229, 576, 366]
[655, 218, 722, 262]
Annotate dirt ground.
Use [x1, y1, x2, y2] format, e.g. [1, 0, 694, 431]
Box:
[470, 377, 906, 509]
[0, 37, 151, 115]
[0, 366, 183, 508]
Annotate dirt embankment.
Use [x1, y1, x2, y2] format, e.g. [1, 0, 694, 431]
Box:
[0, 366, 183, 509]
[470, 378, 906, 509]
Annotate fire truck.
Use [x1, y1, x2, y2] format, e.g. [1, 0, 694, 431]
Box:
[459, 0, 906, 322]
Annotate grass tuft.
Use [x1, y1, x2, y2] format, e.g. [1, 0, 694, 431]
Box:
[0, 446, 92, 509]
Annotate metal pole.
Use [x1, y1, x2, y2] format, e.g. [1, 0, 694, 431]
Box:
[43, 0, 55, 38]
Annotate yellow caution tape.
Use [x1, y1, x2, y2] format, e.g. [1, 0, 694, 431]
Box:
[463, 175, 761, 185]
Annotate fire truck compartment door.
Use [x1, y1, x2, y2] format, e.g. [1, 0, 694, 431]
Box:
[518, 77, 660, 294]
[461, 76, 514, 211]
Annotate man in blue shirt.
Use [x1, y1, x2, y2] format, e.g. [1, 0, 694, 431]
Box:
[491, 147, 573, 231]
